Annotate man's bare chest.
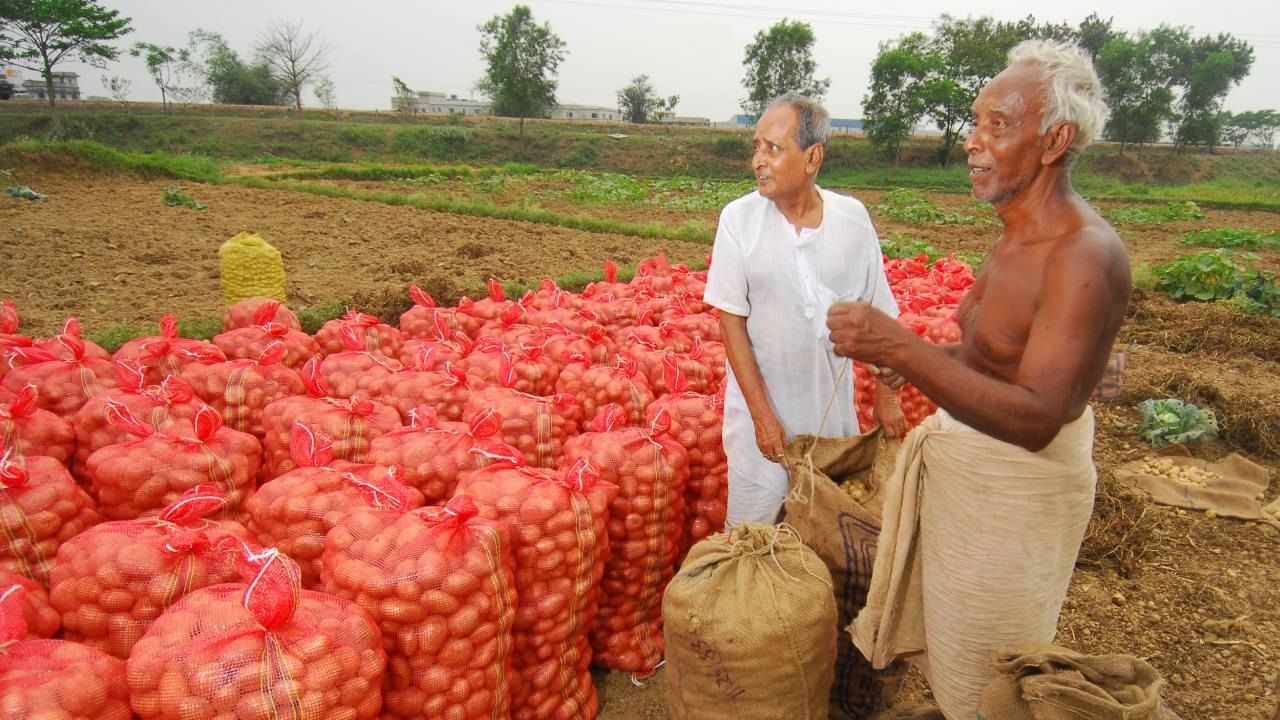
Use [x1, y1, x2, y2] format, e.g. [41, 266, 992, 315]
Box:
[957, 260, 1045, 371]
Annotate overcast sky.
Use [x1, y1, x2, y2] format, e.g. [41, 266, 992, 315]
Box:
[51, 0, 1280, 121]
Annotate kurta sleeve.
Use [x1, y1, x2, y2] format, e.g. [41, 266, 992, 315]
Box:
[704, 208, 751, 317]
[864, 224, 900, 319]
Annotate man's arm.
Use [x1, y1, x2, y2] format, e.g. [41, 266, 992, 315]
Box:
[829, 244, 1115, 451]
[873, 381, 908, 438]
[719, 312, 787, 463]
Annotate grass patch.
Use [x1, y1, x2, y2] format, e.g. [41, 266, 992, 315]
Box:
[1104, 201, 1206, 225]
[233, 176, 716, 244]
[0, 139, 223, 182]
[1179, 227, 1279, 250]
[875, 188, 981, 225]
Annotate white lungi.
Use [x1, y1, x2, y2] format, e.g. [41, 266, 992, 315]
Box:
[703, 188, 899, 526]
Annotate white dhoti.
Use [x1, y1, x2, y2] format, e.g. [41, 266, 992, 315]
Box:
[850, 408, 1097, 720]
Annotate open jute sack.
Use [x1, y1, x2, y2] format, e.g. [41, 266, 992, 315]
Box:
[780, 428, 908, 720]
[664, 523, 836, 720]
[1113, 445, 1278, 528]
[976, 644, 1180, 720]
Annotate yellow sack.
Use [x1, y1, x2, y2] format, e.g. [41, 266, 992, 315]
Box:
[220, 232, 286, 306]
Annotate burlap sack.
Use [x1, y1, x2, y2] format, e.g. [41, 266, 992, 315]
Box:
[781, 429, 907, 720]
[1114, 446, 1278, 527]
[664, 524, 836, 720]
[977, 645, 1175, 720]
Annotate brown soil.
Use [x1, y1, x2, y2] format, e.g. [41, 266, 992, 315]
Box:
[3, 166, 1279, 719]
[0, 170, 710, 337]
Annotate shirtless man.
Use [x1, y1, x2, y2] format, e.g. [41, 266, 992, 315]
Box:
[830, 41, 1129, 718]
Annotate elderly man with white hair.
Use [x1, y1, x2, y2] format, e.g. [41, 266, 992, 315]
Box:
[704, 92, 906, 528]
[829, 40, 1130, 719]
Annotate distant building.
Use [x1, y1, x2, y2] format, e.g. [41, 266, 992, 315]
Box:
[400, 91, 490, 116]
[715, 114, 864, 133]
[657, 112, 711, 127]
[20, 72, 80, 101]
[548, 104, 618, 122]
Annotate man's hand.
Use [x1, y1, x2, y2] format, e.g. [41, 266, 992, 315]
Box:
[868, 364, 907, 390]
[874, 382, 909, 438]
[827, 301, 909, 366]
[754, 409, 788, 466]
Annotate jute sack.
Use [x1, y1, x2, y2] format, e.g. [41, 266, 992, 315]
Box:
[780, 428, 907, 720]
[664, 523, 836, 720]
[977, 645, 1176, 720]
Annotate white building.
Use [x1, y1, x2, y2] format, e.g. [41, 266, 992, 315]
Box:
[17, 71, 80, 101]
[548, 104, 618, 122]
[399, 91, 490, 116]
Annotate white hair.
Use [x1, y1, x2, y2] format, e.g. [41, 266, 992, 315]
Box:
[767, 93, 831, 149]
[1007, 40, 1110, 158]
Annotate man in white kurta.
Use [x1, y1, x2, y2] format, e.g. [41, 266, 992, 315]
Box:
[703, 94, 900, 526]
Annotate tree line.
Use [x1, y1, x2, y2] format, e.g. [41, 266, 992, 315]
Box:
[3, 0, 1276, 155]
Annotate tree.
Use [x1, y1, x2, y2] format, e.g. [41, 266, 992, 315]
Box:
[862, 33, 934, 163]
[256, 19, 332, 111]
[188, 29, 286, 106]
[476, 4, 566, 139]
[0, 0, 132, 133]
[1245, 109, 1280, 149]
[1172, 33, 1254, 152]
[130, 42, 190, 113]
[391, 75, 415, 115]
[740, 18, 829, 119]
[616, 74, 677, 124]
[313, 75, 335, 115]
[1096, 32, 1176, 153]
[100, 72, 129, 111]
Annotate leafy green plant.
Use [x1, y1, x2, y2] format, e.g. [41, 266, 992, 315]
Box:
[880, 233, 943, 261]
[1153, 249, 1280, 317]
[1179, 227, 1279, 249]
[875, 188, 978, 225]
[1104, 201, 1204, 225]
[1137, 398, 1219, 448]
[162, 185, 208, 209]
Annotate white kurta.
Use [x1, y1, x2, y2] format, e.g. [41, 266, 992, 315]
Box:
[704, 188, 899, 525]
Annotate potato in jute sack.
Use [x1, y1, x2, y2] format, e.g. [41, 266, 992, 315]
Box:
[780, 427, 908, 720]
[663, 523, 836, 720]
[976, 644, 1183, 720]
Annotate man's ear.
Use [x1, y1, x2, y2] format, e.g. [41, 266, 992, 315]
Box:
[806, 142, 825, 174]
[1042, 121, 1076, 165]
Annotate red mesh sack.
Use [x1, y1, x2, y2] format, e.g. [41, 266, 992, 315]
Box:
[464, 386, 582, 470]
[525, 277, 581, 312]
[259, 357, 400, 481]
[112, 314, 227, 386]
[32, 318, 112, 362]
[316, 310, 404, 359]
[1, 384, 75, 466]
[397, 330, 474, 370]
[47, 485, 251, 658]
[319, 325, 403, 400]
[538, 322, 613, 367]
[554, 353, 654, 433]
[222, 297, 303, 332]
[125, 546, 387, 720]
[0, 587, 132, 720]
[71, 364, 206, 485]
[562, 409, 689, 675]
[399, 285, 447, 339]
[0, 570, 60, 638]
[85, 404, 259, 521]
[381, 360, 474, 424]
[457, 336, 558, 397]
[463, 278, 519, 330]
[455, 460, 617, 719]
[244, 423, 423, 588]
[321, 495, 517, 720]
[1, 335, 121, 420]
[666, 306, 721, 344]
[181, 340, 305, 442]
[369, 409, 523, 505]
[212, 311, 320, 371]
[580, 260, 638, 301]
[0, 452, 99, 586]
[616, 320, 694, 354]
[630, 346, 713, 397]
[647, 364, 728, 554]
[0, 300, 30, 385]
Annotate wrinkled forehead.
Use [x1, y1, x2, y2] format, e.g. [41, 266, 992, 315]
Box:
[973, 63, 1044, 118]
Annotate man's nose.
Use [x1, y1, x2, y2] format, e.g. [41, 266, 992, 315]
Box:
[963, 130, 980, 155]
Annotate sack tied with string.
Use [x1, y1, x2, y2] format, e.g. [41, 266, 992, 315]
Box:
[0, 452, 99, 587]
[321, 495, 518, 720]
[368, 408, 523, 505]
[47, 484, 251, 659]
[664, 523, 837, 720]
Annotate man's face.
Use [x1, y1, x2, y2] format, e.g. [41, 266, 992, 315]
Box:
[964, 62, 1049, 207]
[751, 105, 817, 201]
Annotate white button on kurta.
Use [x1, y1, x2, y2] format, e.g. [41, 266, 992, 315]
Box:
[704, 188, 899, 525]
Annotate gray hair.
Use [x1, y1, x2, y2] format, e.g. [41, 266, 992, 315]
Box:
[766, 93, 831, 149]
[1007, 40, 1110, 158]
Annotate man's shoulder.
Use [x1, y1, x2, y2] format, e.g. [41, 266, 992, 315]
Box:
[722, 190, 767, 216]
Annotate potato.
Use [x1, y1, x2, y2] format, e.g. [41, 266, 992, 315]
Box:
[320, 497, 515, 720]
[0, 570, 60, 638]
[1, 455, 99, 587]
[380, 366, 473, 425]
[1, 386, 76, 467]
[562, 425, 688, 675]
[0, 639, 132, 720]
[463, 388, 582, 470]
[315, 313, 403, 361]
[222, 298, 302, 333]
[1, 338, 121, 421]
[455, 462, 616, 718]
[259, 380, 400, 482]
[647, 392, 729, 556]
[368, 411, 521, 506]
[180, 346, 305, 442]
